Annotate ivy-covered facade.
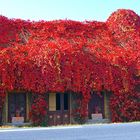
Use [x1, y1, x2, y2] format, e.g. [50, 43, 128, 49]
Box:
[0, 9, 140, 126]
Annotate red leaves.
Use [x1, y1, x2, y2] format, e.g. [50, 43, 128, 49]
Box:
[110, 91, 140, 122]
[0, 9, 140, 123]
[29, 95, 48, 125]
[107, 9, 140, 32]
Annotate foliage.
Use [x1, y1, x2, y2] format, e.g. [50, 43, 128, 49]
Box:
[110, 91, 140, 122]
[0, 9, 139, 123]
[71, 93, 87, 124]
[29, 95, 48, 126]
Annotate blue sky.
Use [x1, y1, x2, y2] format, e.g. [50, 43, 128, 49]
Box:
[0, 0, 140, 21]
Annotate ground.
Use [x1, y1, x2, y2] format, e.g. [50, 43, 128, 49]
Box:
[0, 122, 140, 140]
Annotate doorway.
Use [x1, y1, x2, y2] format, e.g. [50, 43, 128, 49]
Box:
[88, 92, 104, 119]
[48, 93, 70, 126]
[8, 93, 26, 122]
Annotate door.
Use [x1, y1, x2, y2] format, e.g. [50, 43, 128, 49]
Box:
[88, 92, 104, 119]
[48, 93, 70, 126]
[8, 93, 26, 122]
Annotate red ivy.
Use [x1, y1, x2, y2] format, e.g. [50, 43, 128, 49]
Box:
[29, 95, 48, 125]
[0, 9, 140, 123]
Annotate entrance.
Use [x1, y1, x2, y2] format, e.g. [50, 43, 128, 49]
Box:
[88, 92, 104, 119]
[48, 93, 70, 126]
[8, 93, 26, 123]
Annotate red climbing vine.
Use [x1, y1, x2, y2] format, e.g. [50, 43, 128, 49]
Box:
[0, 9, 140, 123]
[29, 95, 48, 126]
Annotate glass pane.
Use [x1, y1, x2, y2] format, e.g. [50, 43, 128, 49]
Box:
[15, 94, 26, 117]
[64, 93, 68, 110]
[56, 93, 61, 110]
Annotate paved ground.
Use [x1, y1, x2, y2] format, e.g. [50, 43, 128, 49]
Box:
[0, 122, 140, 140]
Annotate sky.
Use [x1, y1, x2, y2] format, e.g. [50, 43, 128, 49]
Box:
[0, 0, 140, 22]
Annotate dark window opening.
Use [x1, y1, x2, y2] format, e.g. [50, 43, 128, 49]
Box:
[56, 93, 61, 110]
[64, 93, 68, 110]
[8, 93, 26, 122]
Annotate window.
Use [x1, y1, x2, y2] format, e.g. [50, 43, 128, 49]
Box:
[49, 93, 56, 111]
[49, 93, 69, 111]
[64, 93, 68, 110]
[56, 93, 61, 110]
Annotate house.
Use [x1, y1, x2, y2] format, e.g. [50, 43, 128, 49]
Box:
[0, 9, 140, 126]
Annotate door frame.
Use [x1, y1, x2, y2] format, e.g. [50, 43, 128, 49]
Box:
[8, 92, 26, 122]
[88, 92, 105, 119]
[3, 92, 30, 124]
[48, 92, 71, 125]
[88, 91, 111, 120]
